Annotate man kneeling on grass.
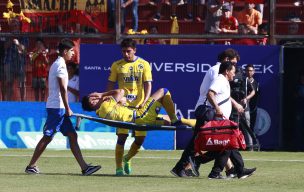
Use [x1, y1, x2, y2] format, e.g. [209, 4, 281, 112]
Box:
[82, 88, 196, 175]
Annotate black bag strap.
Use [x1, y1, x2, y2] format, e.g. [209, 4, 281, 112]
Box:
[203, 97, 230, 107]
[218, 97, 230, 106]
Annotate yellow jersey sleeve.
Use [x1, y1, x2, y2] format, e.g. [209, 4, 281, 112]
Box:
[141, 59, 152, 82]
[108, 60, 121, 82]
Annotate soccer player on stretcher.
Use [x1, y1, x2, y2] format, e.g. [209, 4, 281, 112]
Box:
[81, 88, 196, 174]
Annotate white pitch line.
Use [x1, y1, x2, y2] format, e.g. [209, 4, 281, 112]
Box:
[1, 154, 304, 163]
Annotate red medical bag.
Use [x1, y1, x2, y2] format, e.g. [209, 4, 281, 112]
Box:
[194, 119, 246, 152]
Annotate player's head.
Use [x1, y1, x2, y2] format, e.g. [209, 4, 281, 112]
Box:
[82, 95, 100, 111]
[219, 61, 236, 81]
[218, 48, 240, 64]
[58, 38, 75, 60]
[120, 38, 136, 62]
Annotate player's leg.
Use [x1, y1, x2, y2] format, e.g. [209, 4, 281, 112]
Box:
[162, 115, 196, 127]
[150, 88, 178, 123]
[25, 135, 52, 174]
[115, 131, 128, 175]
[63, 116, 101, 176]
[25, 108, 62, 174]
[123, 135, 145, 174]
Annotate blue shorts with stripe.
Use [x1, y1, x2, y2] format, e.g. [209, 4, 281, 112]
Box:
[43, 108, 75, 137]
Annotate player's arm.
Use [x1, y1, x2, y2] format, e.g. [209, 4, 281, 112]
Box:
[89, 89, 125, 104]
[58, 77, 73, 116]
[138, 81, 152, 108]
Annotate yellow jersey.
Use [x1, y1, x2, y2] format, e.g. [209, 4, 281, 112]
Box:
[96, 97, 163, 126]
[96, 97, 134, 122]
[108, 57, 152, 107]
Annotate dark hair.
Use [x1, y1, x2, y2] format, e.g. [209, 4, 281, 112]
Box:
[120, 38, 136, 49]
[81, 96, 94, 111]
[246, 64, 254, 69]
[217, 48, 240, 62]
[36, 38, 46, 47]
[219, 61, 235, 74]
[58, 38, 74, 55]
[36, 37, 44, 43]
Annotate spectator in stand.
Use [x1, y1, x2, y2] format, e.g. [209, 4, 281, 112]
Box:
[67, 62, 79, 102]
[231, 24, 258, 45]
[184, 0, 204, 22]
[144, 25, 166, 44]
[152, 0, 178, 21]
[279, 17, 303, 46]
[30, 38, 49, 102]
[108, 0, 138, 32]
[255, 2, 264, 20]
[236, 3, 262, 34]
[257, 23, 268, 45]
[121, 0, 139, 32]
[0, 24, 6, 100]
[4, 18, 28, 101]
[218, 4, 238, 34]
[205, 0, 233, 34]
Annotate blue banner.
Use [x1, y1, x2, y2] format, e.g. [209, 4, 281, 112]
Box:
[0, 102, 173, 149]
[80, 44, 281, 149]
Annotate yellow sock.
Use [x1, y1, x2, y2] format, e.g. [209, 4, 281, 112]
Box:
[115, 144, 124, 169]
[125, 142, 141, 161]
[162, 91, 178, 123]
[181, 118, 197, 128]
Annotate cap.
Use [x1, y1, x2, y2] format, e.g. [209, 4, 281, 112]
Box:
[222, 4, 232, 12]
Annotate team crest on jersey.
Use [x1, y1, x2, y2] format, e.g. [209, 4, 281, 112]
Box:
[138, 64, 144, 70]
[155, 107, 161, 114]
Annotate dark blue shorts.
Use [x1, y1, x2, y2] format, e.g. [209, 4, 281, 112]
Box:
[43, 108, 75, 137]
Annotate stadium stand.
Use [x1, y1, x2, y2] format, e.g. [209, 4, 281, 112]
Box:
[1, 0, 304, 100]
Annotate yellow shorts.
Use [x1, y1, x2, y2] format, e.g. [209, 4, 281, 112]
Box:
[116, 98, 164, 136]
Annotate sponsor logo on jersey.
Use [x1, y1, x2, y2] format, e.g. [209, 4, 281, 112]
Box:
[123, 75, 139, 82]
[126, 94, 137, 101]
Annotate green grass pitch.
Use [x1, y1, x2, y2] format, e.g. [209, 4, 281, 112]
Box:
[1, 149, 304, 192]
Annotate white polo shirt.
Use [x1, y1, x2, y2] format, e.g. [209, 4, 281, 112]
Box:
[46, 56, 68, 109]
[195, 62, 221, 109]
[208, 74, 232, 118]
